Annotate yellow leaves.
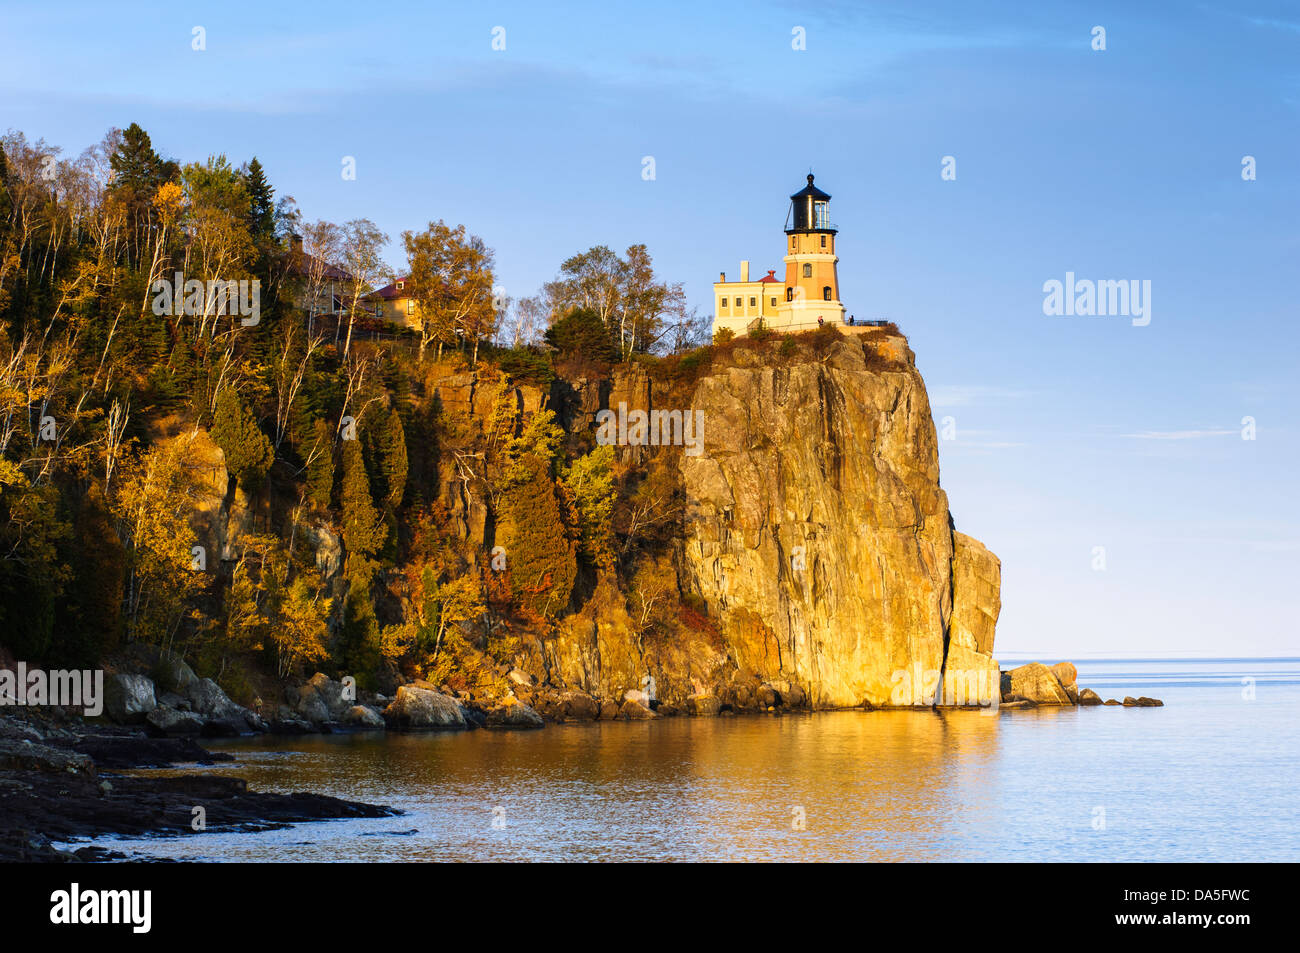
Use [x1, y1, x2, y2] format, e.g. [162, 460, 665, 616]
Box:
[153, 180, 184, 223]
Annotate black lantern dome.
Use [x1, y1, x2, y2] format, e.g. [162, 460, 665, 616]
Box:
[785, 173, 835, 234]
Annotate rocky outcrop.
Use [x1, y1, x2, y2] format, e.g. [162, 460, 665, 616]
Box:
[103, 674, 157, 724]
[675, 331, 999, 707]
[382, 685, 466, 729]
[1002, 663, 1074, 706]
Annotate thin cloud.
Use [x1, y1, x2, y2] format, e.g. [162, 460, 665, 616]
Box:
[1122, 429, 1237, 440]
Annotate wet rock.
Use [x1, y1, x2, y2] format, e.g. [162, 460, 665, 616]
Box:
[999, 699, 1038, 710]
[623, 688, 651, 706]
[103, 674, 157, 724]
[296, 692, 331, 725]
[341, 705, 385, 729]
[756, 684, 781, 708]
[598, 700, 621, 721]
[300, 673, 350, 720]
[383, 685, 466, 729]
[1136, 696, 1164, 707]
[785, 684, 807, 708]
[1122, 696, 1139, 707]
[0, 740, 95, 776]
[1078, 688, 1104, 706]
[486, 703, 545, 730]
[1103, 698, 1121, 706]
[145, 706, 205, 736]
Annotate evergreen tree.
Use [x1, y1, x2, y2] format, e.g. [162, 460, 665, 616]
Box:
[499, 452, 576, 619]
[243, 157, 276, 243]
[210, 387, 274, 495]
[340, 438, 386, 563]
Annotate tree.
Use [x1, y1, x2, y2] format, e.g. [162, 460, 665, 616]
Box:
[272, 576, 330, 678]
[402, 220, 495, 364]
[498, 452, 576, 620]
[338, 218, 389, 357]
[242, 157, 275, 243]
[209, 387, 273, 495]
[339, 438, 385, 565]
[561, 445, 616, 570]
[544, 307, 616, 363]
[364, 406, 408, 509]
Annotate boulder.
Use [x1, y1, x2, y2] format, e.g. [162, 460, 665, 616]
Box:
[623, 688, 650, 706]
[145, 706, 204, 736]
[296, 692, 331, 725]
[1078, 688, 1104, 706]
[598, 700, 621, 721]
[0, 740, 95, 776]
[187, 678, 260, 736]
[1136, 696, 1164, 707]
[507, 669, 534, 687]
[382, 685, 466, 729]
[486, 703, 545, 730]
[301, 673, 351, 720]
[341, 705, 386, 729]
[562, 692, 600, 720]
[1122, 696, 1139, 707]
[785, 684, 807, 708]
[618, 700, 657, 720]
[154, 655, 198, 694]
[1000, 699, 1038, 710]
[756, 684, 781, 708]
[1103, 698, 1121, 706]
[103, 674, 157, 724]
[1049, 662, 1079, 703]
[686, 694, 721, 716]
[1002, 663, 1073, 706]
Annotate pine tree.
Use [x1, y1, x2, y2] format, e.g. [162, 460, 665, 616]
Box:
[243, 157, 276, 243]
[210, 387, 274, 494]
[340, 438, 386, 564]
[499, 452, 576, 619]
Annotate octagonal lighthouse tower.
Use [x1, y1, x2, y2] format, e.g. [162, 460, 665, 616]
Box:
[782, 173, 844, 327]
[711, 173, 845, 339]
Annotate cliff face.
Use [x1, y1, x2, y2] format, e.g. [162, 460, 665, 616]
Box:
[665, 330, 992, 708]
[539, 329, 1001, 709]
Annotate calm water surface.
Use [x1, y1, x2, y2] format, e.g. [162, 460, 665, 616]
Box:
[72, 659, 1300, 861]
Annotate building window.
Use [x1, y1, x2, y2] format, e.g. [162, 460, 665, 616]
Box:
[376, 303, 383, 317]
[786, 288, 794, 302]
[823, 286, 832, 301]
[397, 281, 404, 291]
[803, 263, 812, 278]
[407, 299, 415, 315]
[820, 235, 826, 248]
[721, 297, 728, 308]
[749, 297, 756, 308]
[770, 297, 777, 307]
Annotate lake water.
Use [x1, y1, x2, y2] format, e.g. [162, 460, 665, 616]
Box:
[73, 658, 1300, 862]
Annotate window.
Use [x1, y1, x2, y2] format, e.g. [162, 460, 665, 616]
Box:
[721, 297, 728, 308]
[803, 263, 812, 278]
[407, 299, 415, 315]
[770, 297, 777, 307]
[786, 288, 794, 302]
[820, 235, 826, 248]
[814, 201, 830, 228]
[376, 303, 383, 317]
[823, 286, 832, 301]
[749, 297, 756, 308]
[397, 281, 404, 291]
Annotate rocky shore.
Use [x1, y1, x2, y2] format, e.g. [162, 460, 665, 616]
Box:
[0, 708, 398, 863]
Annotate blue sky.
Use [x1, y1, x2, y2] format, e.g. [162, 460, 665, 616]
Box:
[3, 0, 1297, 657]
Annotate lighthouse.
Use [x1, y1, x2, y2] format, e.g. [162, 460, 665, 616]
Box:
[712, 172, 846, 339]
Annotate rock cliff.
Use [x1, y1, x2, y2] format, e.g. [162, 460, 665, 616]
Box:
[542, 328, 1002, 709]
